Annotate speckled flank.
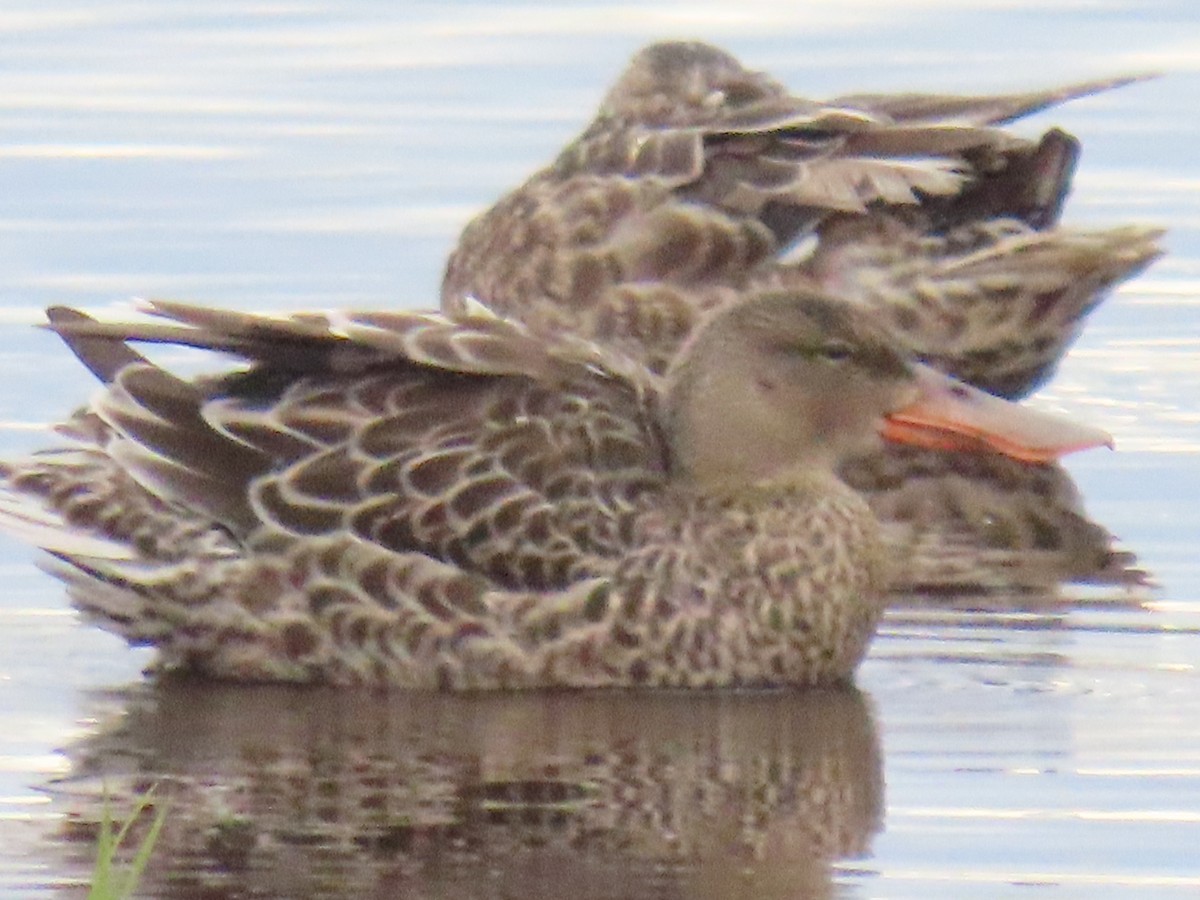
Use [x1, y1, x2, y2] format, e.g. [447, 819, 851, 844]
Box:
[443, 40, 1160, 399]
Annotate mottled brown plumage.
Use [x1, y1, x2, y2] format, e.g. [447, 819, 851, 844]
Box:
[840, 446, 1144, 594]
[0, 291, 1101, 687]
[444, 40, 1161, 397]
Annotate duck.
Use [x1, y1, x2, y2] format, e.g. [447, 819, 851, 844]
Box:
[0, 289, 1109, 688]
[443, 40, 1162, 399]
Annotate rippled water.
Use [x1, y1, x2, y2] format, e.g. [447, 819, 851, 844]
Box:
[1, 1, 1198, 897]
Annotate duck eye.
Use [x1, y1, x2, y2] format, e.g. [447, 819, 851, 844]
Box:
[819, 341, 854, 363]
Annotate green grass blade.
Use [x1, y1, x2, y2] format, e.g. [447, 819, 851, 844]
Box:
[120, 793, 169, 897]
[87, 790, 116, 900]
[85, 783, 167, 900]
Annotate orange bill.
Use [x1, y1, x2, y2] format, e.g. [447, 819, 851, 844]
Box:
[880, 364, 1112, 463]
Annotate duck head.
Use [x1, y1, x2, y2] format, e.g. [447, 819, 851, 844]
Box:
[600, 40, 790, 126]
[663, 289, 1110, 490]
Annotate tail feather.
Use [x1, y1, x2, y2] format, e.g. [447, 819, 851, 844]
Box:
[0, 490, 137, 560]
[45, 307, 151, 385]
[832, 73, 1157, 127]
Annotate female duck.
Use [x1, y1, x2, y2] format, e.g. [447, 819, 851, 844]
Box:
[0, 290, 1106, 687]
[444, 40, 1160, 397]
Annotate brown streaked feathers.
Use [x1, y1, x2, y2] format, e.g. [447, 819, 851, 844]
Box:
[444, 40, 1161, 397]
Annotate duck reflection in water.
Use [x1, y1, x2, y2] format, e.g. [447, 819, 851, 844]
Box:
[50, 682, 881, 900]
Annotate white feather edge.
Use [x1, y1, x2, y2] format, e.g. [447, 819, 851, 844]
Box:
[0, 492, 137, 560]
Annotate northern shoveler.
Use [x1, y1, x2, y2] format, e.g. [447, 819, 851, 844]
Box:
[444, 40, 1161, 398]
